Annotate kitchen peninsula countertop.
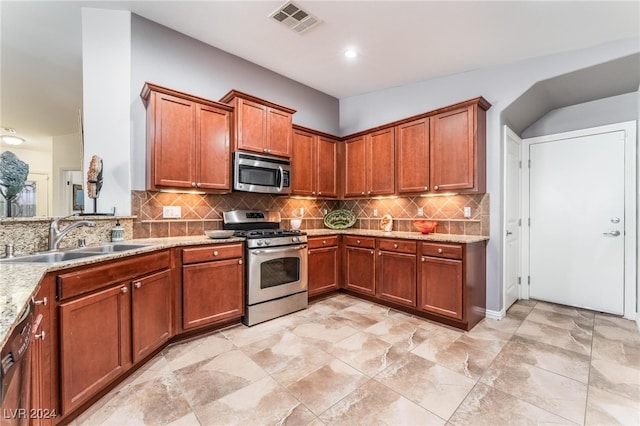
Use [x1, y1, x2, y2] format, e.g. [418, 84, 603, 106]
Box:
[0, 235, 243, 348]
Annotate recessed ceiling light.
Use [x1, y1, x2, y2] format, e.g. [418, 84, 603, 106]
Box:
[1, 135, 25, 145]
[344, 48, 358, 59]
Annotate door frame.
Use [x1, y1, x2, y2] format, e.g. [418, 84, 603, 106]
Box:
[502, 125, 522, 313]
[522, 121, 637, 319]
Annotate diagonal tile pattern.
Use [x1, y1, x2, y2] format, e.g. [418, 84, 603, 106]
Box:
[74, 295, 640, 426]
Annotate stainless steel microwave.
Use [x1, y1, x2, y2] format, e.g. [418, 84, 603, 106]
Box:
[233, 152, 291, 194]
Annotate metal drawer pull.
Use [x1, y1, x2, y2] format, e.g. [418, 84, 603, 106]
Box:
[121, 287, 128, 293]
[238, 260, 243, 265]
[437, 248, 443, 254]
[421, 257, 425, 262]
[356, 240, 361, 244]
[370, 250, 374, 254]
[393, 244, 398, 248]
[32, 297, 48, 306]
[378, 252, 382, 256]
[35, 331, 46, 340]
[322, 240, 326, 244]
[134, 282, 142, 289]
[434, 185, 439, 190]
[213, 251, 219, 256]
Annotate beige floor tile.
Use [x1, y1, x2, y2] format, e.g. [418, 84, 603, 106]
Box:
[163, 332, 235, 371]
[476, 314, 523, 334]
[375, 353, 476, 420]
[493, 335, 591, 383]
[195, 376, 316, 425]
[458, 321, 513, 355]
[173, 349, 267, 409]
[449, 383, 576, 426]
[284, 358, 369, 415]
[515, 318, 592, 356]
[593, 316, 640, 348]
[320, 380, 445, 425]
[324, 331, 406, 376]
[586, 386, 640, 426]
[526, 308, 594, 332]
[413, 336, 497, 380]
[220, 319, 291, 347]
[534, 300, 596, 323]
[505, 303, 533, 321]
[291, 316, 360, 349]
[480, 359, 588, 424]
[241, 330, 319, 374]
[270, 349, 337, 388]
[592, 333, 640, 370]
[364, 316, 434, 351]
[589, 358, 640, 402]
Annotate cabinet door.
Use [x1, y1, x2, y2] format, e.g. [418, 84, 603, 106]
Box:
[292, 129, 315, 196]
[419, 256, 463, 319]
[59, 284, 131, 414]
[196, 103, 230, 190]
[131, 269, 172, 363]
[267, 108, 292, 157]
[308, 246, 339, 296]
[344, 136, 367, 197]
[182, 258, 244, 329]
[236, 99, 267, 153]
[316, 136, 338, 198]
[430, 106, 475, 192]
[153, 93, 196, 188]
[397, 118, 430, 194]
[368, 128, 396, 196]
[377, 251, 417, 307]
[344, 246, 375, 295]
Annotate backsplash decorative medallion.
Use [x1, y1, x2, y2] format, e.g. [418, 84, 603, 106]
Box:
[131, 191, 489, 238]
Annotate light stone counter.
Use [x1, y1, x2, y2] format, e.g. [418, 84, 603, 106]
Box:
[0, 235, 244, 348]
[304, 228, 489, 244]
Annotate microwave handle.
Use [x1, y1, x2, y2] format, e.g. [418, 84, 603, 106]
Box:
[277, 166, 284, 193]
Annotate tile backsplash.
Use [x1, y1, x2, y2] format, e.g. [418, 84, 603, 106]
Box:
[132, 191, 489, 238]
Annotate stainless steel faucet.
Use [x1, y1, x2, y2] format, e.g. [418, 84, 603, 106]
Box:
[49, 215, 96, 250]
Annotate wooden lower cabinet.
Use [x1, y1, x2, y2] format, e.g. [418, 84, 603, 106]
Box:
[181, 244, 244, 330]
[419, 256, 463, 319]
[343, 237, 376, 295]
[308, 236, 339, 297]
[376, 239, 417, 307]
[59, 283, 132, 414]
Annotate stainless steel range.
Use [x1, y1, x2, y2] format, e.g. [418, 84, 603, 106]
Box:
[223, 210, 308, 326]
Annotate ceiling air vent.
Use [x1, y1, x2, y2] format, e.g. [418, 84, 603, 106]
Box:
[270, 1, 321, 34]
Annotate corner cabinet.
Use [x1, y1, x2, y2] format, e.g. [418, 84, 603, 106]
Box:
[344, 127, 395, 197]
[141, 83, 233, 192]
[292, 127, 338, 198]
[220, 90, 296, 158]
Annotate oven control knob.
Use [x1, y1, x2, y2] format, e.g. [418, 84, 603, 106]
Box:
[264, 240, 271, 246]
[293, 236, 301, 243]
[257, 240, 264, 246]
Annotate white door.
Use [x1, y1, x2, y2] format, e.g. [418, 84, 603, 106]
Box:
[529, 130, 625, 314]
[503, 126, 521, 310]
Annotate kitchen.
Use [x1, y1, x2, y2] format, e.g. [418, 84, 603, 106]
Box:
[1, 1, 639, 425]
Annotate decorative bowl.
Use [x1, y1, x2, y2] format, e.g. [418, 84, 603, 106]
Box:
[204, 230, 235, 239]
[323, 209, 357, 229]
[412, 220, 437, 234]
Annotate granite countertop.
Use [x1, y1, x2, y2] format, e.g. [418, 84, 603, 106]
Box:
[0, 235, 243, 348]
[304, 228, 489, 244]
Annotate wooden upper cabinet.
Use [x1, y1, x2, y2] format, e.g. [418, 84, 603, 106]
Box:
[344, 128, 395, 197]
[397, 118, 430, 194]
[292, 127, 338, 198]
[220, 90, 296, 158]
[430, 101, 488, 193]
[141, 83, 232, 192]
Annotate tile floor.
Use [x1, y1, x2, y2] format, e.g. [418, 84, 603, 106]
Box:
[74, 295, 640, 425]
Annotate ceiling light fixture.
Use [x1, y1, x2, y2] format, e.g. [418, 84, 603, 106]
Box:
[344, 48, 358, 59]
[1, 135, 25, 145]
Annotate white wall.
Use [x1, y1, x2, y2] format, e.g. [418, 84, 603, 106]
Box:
[339, 37, 640, 314]
[522, 92, 638, 138]
[81, 8, 131, 215]
[51, 132, 82, 215]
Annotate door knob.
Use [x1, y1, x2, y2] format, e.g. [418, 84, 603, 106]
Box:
[611, 217, 621, 224]
[603, 230, 621, 237]
[506, 231, 513, 236]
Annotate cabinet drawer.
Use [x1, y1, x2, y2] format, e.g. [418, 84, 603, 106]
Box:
[422, 242, 462, 260]
[58, 251, 170, 300]
[182, 244, 243, 264]
[344, 236, 375, 248]
[308, 235, 339, 249]
[378, 239, 417, 254]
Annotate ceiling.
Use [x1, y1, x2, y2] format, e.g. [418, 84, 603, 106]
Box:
[1, 1, 639, 148]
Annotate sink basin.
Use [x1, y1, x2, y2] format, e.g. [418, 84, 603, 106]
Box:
[0, 251, 101, 264]
[74, 243, 151, 254]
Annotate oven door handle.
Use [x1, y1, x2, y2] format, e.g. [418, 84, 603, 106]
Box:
[251, 245, 307, 255]
[276, 166, 284, 193]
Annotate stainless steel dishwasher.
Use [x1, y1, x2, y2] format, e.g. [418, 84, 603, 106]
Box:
[1, 301, 33, 426]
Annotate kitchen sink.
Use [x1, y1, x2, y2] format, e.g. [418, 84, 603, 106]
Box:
[0, 243, 153, 264]
[73, 243, 152, 253]
[0, 251, 101, 264]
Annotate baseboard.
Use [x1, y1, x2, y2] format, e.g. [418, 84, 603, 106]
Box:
[485, 308, 505, 321]
[636, 312, 640, 333]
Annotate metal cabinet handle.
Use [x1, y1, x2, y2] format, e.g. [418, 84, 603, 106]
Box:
[434, 185, 439, 190]
[361, 192, 365, 195]
[368, 191, 371, 195]
[191, 182, 196, 187]
[213, 251, 219, 256]
[378, 251, 382, 256]
[437, 248, 443, 254]
[312, 191, 316, 195]
[318, 192, 322, 195]
[322, 240, 327, 244]
[370, 250, 374, 254]
[121, 287, 128, 293]
[35, 331, 46, 340]
[356, 240, 361, 244]
[424, 186, 428, 191]
[603, 230, 621, 237]
[263, 148, 268, 152]
[238, 259, 243, 265]
[421, 257, 425, 262]
[32, 297, 48, 306]
[134, 282, 141, 289]
[393, 243, 398, 249]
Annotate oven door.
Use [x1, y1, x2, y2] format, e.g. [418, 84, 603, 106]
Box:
[246, 244, 307, 305]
